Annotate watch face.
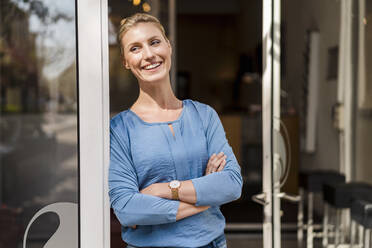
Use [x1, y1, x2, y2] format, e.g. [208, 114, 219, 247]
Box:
[170, 180, 180, 189]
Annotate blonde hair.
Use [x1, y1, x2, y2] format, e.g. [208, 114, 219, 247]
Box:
[118, 13, 168, 58]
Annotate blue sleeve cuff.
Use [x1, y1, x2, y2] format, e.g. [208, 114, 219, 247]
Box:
[115, 195, 180, 226]
[191, 178, 201, 206]
[191, 176, 210, 206]
[169, 200, 180, 222]
[191, 171, 242, 207]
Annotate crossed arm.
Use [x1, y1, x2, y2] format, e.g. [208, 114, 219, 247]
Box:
[109, 105, 243, 227]
[110, 145, 228, 228]
[140, 152, 228, 222]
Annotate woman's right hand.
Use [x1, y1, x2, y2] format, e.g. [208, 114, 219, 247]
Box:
[205, 152, 227, 175]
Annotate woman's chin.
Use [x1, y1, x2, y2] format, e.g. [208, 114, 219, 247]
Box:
[140, 72, 168, 84]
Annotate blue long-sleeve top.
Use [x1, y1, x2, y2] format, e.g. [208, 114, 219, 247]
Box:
[109, 99, 243, 247]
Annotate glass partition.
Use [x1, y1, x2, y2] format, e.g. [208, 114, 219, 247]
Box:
[0, 0, 78, 247]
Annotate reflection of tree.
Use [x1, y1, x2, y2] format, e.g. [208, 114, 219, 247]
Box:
[58, 62, 77, 113]
[4, 0, 72, 24]
[0, 0, 38, 112]
[0, 0, 75, 113]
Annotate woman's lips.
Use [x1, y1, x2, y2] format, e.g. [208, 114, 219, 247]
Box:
[142, 62, 162, 71]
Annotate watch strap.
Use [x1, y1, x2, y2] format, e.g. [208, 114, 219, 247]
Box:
[171, 188, 179, 200]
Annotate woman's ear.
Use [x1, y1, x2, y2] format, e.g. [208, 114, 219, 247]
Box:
[122, 59, 130, 69]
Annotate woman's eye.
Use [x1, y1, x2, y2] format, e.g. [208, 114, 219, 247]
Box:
[151, 40, 160, 45]
[130, 46, 139, 52]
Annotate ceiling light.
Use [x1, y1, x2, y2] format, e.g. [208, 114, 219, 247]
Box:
[143, 2, 151, 12]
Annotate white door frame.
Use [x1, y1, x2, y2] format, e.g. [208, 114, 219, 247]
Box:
[77, 0, 110, 247]
[262, 0, 282, 247]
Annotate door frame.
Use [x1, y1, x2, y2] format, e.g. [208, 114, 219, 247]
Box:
[262, 0, 282, 247]
[77, 0, 110, 247]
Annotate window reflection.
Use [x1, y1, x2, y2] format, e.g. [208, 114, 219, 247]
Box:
[0, 0, 78, 246]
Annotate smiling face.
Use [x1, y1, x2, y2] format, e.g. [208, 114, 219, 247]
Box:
[121, 22, 172, 84]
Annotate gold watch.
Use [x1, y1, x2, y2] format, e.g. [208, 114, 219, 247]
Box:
[168, 180, 181, 200]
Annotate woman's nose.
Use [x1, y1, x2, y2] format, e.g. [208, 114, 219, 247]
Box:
[142, 45, 155, 59]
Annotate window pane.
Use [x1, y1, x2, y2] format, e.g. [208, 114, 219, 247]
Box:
[0, 0, 78, 247]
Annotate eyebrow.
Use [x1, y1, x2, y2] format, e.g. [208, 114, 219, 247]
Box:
[125, 35, 161, 51]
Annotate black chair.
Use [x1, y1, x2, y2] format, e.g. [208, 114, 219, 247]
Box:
[322, 182, 372, 247]
[350, 196, 372, 247]
[298, 170, 345, 248]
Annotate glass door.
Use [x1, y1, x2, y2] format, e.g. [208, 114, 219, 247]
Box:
[1, 0, 112, 247]
[0, 0, 79, 247]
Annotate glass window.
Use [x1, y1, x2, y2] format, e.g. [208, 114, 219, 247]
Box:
[0, 0, 78, 247]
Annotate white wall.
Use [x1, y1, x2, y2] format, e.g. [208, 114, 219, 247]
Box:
[355, 8, 372, 183]
[283, 0, 341, 172]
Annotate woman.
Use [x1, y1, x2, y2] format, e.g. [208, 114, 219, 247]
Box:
[109, 13, 242, 248]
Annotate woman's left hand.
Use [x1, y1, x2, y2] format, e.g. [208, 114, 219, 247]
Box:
[205, 152, 227, 175]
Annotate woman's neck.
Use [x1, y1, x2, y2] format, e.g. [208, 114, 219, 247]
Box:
[133, 78, 181, 112]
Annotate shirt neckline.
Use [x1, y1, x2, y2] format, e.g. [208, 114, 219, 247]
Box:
[127, 99, 187, 126]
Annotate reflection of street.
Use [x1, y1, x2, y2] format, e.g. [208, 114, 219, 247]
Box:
[0, 113, 78, 246]
[1, 0, 78, 246]
[0, 206, 22, 248]
[30, 113, 78, 205]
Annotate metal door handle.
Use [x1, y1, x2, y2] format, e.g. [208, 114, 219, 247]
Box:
[252, 193, 268, 206]
[277, 192, 300, 202]
[252, 192, 300, 206]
